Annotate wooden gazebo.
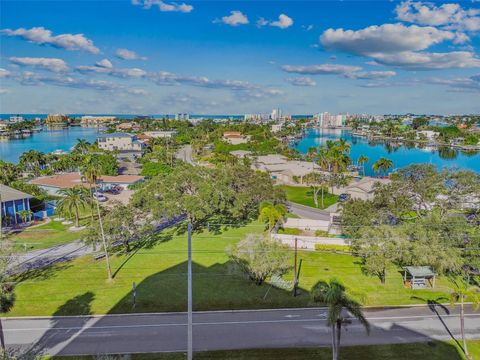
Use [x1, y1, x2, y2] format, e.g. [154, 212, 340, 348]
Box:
[403, 266, 436, 289]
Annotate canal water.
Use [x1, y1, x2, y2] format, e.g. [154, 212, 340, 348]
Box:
[0, 126, 102, 163]
[293, 128, 480, 176]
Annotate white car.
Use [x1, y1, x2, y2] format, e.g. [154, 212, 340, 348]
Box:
[93, 192, 107, 202]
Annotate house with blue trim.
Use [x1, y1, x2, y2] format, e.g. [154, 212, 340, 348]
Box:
[0, 184, 33, 225]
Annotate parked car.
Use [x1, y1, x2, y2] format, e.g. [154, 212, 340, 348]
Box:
[338, 193, 351, 202]
[105, 187, 121, 195]
[93, 192, 108, 202]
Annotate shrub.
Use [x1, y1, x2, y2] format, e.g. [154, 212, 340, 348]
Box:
[279, 227, 302, 235]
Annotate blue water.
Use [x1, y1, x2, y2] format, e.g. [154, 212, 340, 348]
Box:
[293, 128, 480, 175]
[0, 126, 101, 163]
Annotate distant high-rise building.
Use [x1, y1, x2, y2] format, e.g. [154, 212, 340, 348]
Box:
[314, 112, 346, 128]
[271, 108, 282, 121]
[175, 113, 189, 121]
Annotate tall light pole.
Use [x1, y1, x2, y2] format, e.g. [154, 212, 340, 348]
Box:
[187, 221, 193, 360]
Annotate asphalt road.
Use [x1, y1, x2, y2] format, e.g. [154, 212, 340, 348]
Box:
[287, 202, 331, 220]
[6, 306, 479, 357]
[175, 145, 194, 165]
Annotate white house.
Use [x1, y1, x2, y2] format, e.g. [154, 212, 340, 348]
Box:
[97, 133, 145, 152]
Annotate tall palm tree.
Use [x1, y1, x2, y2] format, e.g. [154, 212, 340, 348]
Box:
[312, 279, 370, 360]
[449, 277, 480, 359]
[19, 150, 46, 175]
[56, 186, 90, 227]
[372, 157, 393, 177]
[82, 164, 102, 222]
[357, 155, 369, 176]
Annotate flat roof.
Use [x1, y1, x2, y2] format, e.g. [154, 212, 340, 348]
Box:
[0, 184, 33, 202]
[97, 132, 134, 138]
[405, 266, 436, 277]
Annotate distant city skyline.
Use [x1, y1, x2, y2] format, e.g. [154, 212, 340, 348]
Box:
[1, 0, 479, 115]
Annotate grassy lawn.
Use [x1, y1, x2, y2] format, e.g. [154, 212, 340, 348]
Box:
[48, 341, 480, 360]
[281, 185, 338, 209]
[9, 218, 88, 252]
[10, 221, 457, 317]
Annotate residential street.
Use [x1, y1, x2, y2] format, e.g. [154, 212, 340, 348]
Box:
[287, 201, 332, 220]
[175, 145, 195, 165]
[6, 306, 479, 357]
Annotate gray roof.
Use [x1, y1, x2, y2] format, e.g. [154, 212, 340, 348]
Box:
[97, 132, 134, 138]
[405, 266, 436, 277]
[0, 184, 34, 202]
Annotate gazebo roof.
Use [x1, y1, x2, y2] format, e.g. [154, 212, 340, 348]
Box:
[404, 266, 436, 277]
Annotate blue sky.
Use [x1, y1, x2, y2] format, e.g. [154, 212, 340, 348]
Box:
[0, 0, 479, 115]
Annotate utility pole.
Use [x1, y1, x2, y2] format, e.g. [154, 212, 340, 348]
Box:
[95, 186, 112, 281]
[187, 222, 193, 360]
[293, 237, 298, 297]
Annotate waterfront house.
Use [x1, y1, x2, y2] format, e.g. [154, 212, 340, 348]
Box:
[97, 133, 145, 152]
[116, 122, 141, 132]
[250, 154, 322, 184]
[332, 177, 391, 201]
[0, 184, 33, 225]
[143, 130, 177, 139]
[416, 130, 439, 141]
[30, 172, 145, 195]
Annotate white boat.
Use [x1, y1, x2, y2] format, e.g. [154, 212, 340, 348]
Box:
[51, 149, 68, 155]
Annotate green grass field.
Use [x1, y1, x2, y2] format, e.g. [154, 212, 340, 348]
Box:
[10, 221, 456, 317]
[281, 185, 338, 209]
[9, 218, 88, 251]
[48, 341, 480, 360]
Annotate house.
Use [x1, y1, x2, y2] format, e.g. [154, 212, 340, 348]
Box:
[0, 184, 33, 225]
[271, 124, 283, 133]
[251, 154, 322, 184]
[143, 130, 177, 138]
[97, 133, 145, 152]
[222, 131, 250, 145]
[416, 130, 439, 141]
[30, 172, 145, 195]
[116, 122, 141, 132]
[333, 177, 391, 201]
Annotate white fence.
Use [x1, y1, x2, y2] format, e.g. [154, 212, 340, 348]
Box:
[271, 233, 349, 250]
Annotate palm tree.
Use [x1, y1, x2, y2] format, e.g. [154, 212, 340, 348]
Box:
[449, 276, 480, 359]
[312, 279, 370, 360]
[16, 209, 33, 224]
[372, 157, 393, 177]
[19, 150, 46, 175]
[74, 139, 91, 154]
[258, 202, 287, 233]
[357, 155, 369, 176]
[82, 164, 102, 222]
[56, 186, 90, 227]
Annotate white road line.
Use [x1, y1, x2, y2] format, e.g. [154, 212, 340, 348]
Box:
[5, 313, 480, 332]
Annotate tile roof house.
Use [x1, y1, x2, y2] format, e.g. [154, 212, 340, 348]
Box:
[30, 172, 144, 195]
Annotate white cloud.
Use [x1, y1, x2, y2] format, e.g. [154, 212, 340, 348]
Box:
[256, 18, 269, 28]
[320, 23, 458, 56]
[257, 14, 293, 29]
[372, 51, 480, 70]
[0, 88, 10, 94]
[345, 71, 397, 79]
[77, 64, 147, 78]
[270, 14, 294, 29]
[1, 27, 100, 54]
[219, 11, 249, 26]
[395, 1, 480, 31]
[281, 63, 362, 75]
[425, 75, 480, 92]
[96, 59, 113, 69]
[127, 88, 149, 95]
[0, 68, 11, 78]
[115, 48, 147, 60]
[9, 57, 69, 72]
[133, 0, 193, 13]
[285, 77, 317, 86]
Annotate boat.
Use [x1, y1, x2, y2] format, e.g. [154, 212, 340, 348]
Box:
[51, 149, 68, 155]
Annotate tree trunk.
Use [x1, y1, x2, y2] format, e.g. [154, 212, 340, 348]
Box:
[335, 320, 342, 360]
[461, 296, 470, 358]
[321, 186, 325, 208]
[313, 187, 319, 208]
[0, 318, 5, 352]
[381, 268, 386, 284]
[331, 324, 336, 360]
[75, 205, 80, 228]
